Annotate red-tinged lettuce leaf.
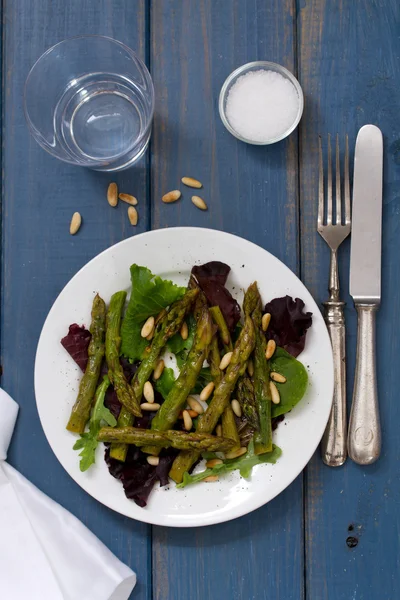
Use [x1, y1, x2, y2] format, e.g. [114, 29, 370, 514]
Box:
[61, 324, 91, 371]
[191, 261, 241, 330]
[105, 446, 176, 507]
[264, 296, 312, 357]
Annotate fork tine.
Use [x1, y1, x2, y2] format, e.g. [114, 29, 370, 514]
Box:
[326, 134, 332, 225]
[344, 134, 351, 225]
[336, 134, 341, 225]
[318, 136, 324, 227]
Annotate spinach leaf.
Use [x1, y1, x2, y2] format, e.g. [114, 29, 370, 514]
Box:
[121, 265, 186, 360]
[269, 347, 308, 417]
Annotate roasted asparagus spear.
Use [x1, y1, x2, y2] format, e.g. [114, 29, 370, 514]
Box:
[67, 294, 106, 433]
[98, 427, 235, 452]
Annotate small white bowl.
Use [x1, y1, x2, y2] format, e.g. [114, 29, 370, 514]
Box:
[219, 61, 304, 145]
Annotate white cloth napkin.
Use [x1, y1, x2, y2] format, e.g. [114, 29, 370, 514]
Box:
[0, 388, 136, 600]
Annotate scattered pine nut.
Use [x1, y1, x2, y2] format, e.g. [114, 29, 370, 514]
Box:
[179, 409, 198, 418]
[183, 410, 193, 431]
[162, 190, 181, 203]
[141, 316, 155, 338]
[270, 381, 281, 404]
[119, 193, 138, 206]
[225, 447, 248, 459]
[147, 456, 160, 466]
[206, 458, 223, 468]
[107, 183, 118, 207]
[191, 195, 208, 210]
[143, 381, 155, 404]
[203, 475, 219, 482]
[146, 327, 155, 341]
[70, 212, 82, 235]
[141, 402, 160, 411]
[200, 381, 215, 402]
[153, 359, 165, 381]
[265, 339, 277, 360]
[262, 312, 271, 332]
[247, 359, 254, 377]
[187, 396, 204, 414]
[271, 372, 286, 383]
[127, 206, 138, 225]
[219, 351, 233, 370]
[181, 176, 202, 189]
[180, 321, 189, 340]
[231, 399, 242, 418]
[216, 424, 222, 437]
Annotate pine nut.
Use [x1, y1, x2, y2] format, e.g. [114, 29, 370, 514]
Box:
[179, 409, 198, 418]
[153, 359, 165, 380]
[183, 410, 193, 431]
[143, 381, 155, 403]
[119, 193, 138, 205]
[200, 381, 215, 402]
[247, 359, 254, 377]
[191, 195, 208, 210]
[187, 396, 204, 414]
[70, 212, 82, 235]
[206, 458, 223, 468]
[262, 312, 271, 332]
[141, 402, 160, 411]
[271, 372, 286, 383]
[180, 321, 189, 340]
[147, 456, 160, 466]
[162, 190, 181, 203]
[231, 399, 242, 418]
[141, 316, 155, 338]
[225, 447, 247, 459]
[128, 206, 138, 225]
[216, 424, 222, 437]
[270, 381, 281, 404]
[107, 183, 118, 207]
[265, 339, 277, 360]
[219, 351, 233, 370]
[146, 328, 155, 341]
[203, 475, 219, 482]
[181, 176, 202, 189]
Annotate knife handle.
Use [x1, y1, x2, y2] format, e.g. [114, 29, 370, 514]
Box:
[348, 304, 381, 464]
[321, 301, 347, 466]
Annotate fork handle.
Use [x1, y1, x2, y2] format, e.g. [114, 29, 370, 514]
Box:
[347, 304, 381, 465]
[321, 301, 347, 466]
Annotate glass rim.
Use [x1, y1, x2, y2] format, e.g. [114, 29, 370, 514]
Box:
[23, 35, 155, 168]
[219, 60, 304, 145]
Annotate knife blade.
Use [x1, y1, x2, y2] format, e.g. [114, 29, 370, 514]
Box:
[349, 125, 383, 303]
[348, 124, 383, 465]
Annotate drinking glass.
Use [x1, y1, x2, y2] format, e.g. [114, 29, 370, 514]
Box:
[24, 36, 154, 171]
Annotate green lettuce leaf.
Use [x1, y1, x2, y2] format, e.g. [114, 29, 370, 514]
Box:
[177, 440, 282, 488]
[270, 347, 308, 417]
[73, 376, 117, 472]
[166, 314, 196, 356]
[121, 265, 186, 360]
[154, 367, 176, 400]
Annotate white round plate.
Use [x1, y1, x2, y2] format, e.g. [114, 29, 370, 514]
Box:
[35, 227, 333, 527]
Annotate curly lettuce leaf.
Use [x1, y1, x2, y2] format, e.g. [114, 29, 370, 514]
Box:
[177, 440, 282, 488]
[121, 265, 186, 360]
[73, 376, 117, 472]
[270, 347, 308, 417]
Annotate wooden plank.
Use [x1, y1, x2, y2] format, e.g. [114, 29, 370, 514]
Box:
[2, 2, 151, 598]
[150, 2, 303, 599]
[299, 1, 400, 599]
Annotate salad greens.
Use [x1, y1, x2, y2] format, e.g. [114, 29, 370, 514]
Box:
[177, 440, 282, 488]
[269, 347, 308, 417]
[121, 264, 186, 361]
[73, 376, 117, 472]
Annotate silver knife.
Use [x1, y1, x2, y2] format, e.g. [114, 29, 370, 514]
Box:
[348, 124, 383, 465]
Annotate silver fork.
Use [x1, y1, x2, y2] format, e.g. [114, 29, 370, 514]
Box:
[318, 134, 351, 467]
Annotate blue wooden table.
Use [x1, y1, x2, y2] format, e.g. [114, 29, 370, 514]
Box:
[3, 1, 399, 598]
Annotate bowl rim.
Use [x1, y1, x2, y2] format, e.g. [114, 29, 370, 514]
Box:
[219, 60, 304, 145]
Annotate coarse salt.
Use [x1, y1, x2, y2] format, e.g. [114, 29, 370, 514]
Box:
[225, 69, 300, 143]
